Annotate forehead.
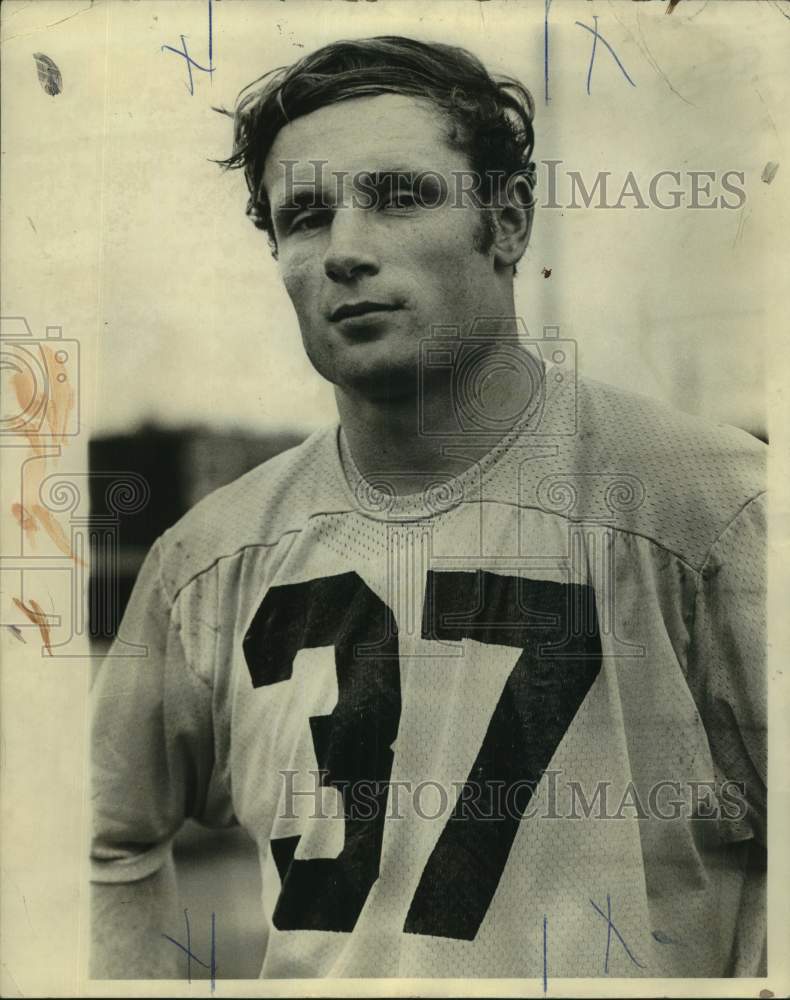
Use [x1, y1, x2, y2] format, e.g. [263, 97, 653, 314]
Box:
[263, 93, 466, 201]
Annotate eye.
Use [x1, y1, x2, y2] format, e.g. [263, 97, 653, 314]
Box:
[289, 209, 331, 234]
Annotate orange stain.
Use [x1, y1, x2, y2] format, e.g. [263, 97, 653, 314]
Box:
[12, 597, 53, 655]
[10, 366, 46, 453]
[9, 344, 75, 451]
[11, 356, 82, 562]
[12, 491, 83, 564]
[11, 502, 39, 544]
[8, 343, 76, 658]
[31, 503, 85, 565]
[42, 343, 76, 446]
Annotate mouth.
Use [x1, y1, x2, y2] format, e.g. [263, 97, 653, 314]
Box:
[329, 301, 402, 323]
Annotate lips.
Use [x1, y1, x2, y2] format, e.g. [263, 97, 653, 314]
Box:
[329, 301, 401, 323]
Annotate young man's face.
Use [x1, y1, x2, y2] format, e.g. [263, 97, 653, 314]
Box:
[263, 93, 504, 401]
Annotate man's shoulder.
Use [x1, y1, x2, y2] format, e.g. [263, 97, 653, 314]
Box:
[155, 424, 346, 598]
[524, 377, 766, 571]
[576, 375, 766, 458]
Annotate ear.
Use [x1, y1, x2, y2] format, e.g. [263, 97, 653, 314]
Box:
[491, 176, 534, 271]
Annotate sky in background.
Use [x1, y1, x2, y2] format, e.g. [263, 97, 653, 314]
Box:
[3, 0, 786, 440]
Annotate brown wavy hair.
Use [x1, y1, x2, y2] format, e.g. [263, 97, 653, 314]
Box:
[216, 35, 536, 254]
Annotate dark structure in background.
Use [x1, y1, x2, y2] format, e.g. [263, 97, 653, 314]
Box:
[89, 425, 304, 642]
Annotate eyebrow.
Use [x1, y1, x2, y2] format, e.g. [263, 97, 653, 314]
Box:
[272, 189, 331, 226]
[360, 168, 425, 186]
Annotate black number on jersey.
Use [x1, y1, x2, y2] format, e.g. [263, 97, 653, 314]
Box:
[243, 572, 400, 932]
[244, 569, 602, 940]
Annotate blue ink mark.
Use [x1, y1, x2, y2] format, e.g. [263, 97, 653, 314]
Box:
[184, 906, 192, 982]
[544, 0, 553, 105]
[7, 624, 25, 643]
[543, 913, 548, 992]
[652, 929, 682, 946]
[589, 894, 645, 974]
[575, 18, 636, 95]
[585, 17, 598, 96]
[208, 0, 213, 68]
[161, 0, 214, 96]
[161, 35, 213, 95]
[162, 908, 217, 991]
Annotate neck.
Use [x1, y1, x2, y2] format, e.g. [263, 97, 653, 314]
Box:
[336, 314, 535, 496]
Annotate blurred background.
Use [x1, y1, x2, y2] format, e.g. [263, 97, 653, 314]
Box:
[3, 0, 784, 982]
[80, 0, 778, 638]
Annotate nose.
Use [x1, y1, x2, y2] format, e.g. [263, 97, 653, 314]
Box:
[323, 209, 380, 283]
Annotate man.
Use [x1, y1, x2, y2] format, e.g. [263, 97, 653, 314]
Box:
[91, 36, 766, 979]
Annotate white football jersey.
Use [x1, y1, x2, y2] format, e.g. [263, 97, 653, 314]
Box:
[91, 376, 766, 978]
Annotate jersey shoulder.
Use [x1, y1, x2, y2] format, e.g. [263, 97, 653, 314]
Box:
[517, 377, 766, 571]
[156, 424, 347, 599]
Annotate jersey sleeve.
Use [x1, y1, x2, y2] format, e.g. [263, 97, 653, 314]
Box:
[90, 538, 225, 884]
[685, 491, 767, 846]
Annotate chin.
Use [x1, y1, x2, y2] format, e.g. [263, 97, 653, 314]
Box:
[337, 357, 419, 402]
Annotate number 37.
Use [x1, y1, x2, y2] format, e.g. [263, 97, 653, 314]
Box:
[244, 569, 602, 941]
